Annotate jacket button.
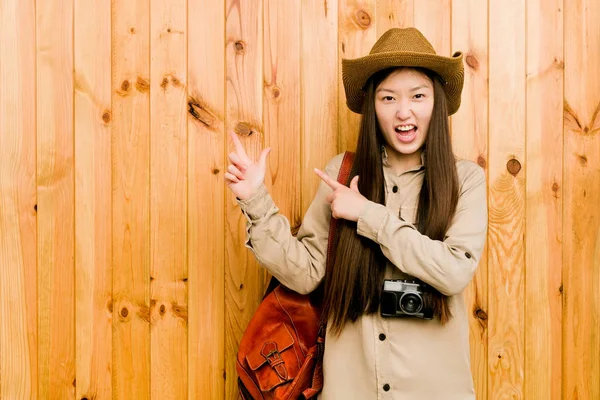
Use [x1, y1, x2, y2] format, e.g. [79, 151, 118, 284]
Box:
[379, 333, 386, 341]
[392, 185, 398, 193]
[383, 384, 390, 391]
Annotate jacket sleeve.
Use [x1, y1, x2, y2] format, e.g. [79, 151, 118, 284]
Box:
[236, 154, 344, 294]
[356, 161, 488, 296]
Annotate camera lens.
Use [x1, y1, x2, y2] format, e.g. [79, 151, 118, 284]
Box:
[399, 292, 422, 314]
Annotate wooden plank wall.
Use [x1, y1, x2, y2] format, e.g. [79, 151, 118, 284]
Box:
[0, 0, 599, 399]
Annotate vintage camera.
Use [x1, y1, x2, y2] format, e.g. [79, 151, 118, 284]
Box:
[380, 279, 434, 320]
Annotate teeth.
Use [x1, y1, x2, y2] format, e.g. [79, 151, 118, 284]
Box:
[396, 125, 415, 132]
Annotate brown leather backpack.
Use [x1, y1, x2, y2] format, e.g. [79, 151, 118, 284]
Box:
[236, 152, 354, 400]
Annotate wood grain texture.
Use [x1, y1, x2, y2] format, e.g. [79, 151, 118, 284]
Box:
[376, 0, 414, 34]
[264, 0, 301, 235]
[563, 0, 600, 398]
[36, 0, 76, 397]
[487, 0, 526, 398]
[225, 0, 264, 398]
[414, 0, 451, 58]
[149, 1, 188, 398]
[111, 1, 151, 398]
[74, 0, 112, 398]
[301, 0, 339, 213]
[525, 0, 563, 398]
[451, 0, 489, 397]
[0, 0, 38, 398]
[187, 0, 225, 398]
[338, 0, 377, 152]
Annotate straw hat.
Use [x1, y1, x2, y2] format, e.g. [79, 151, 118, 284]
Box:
[342, 27, 464, 115]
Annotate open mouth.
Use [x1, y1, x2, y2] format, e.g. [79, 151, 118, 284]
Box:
[394, 124, 417, 143]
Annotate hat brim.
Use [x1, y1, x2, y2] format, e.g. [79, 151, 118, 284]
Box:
[342, 51, 464, 115]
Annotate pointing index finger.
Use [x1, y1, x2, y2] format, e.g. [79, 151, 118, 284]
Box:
[229, 131, 252, 164]
[314, 168, 343, 190]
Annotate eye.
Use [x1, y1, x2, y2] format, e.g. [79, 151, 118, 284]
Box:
[382, 95, 395, 101]
[414, 93, 425, 99]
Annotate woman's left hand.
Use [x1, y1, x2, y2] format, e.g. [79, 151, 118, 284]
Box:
[314, 168, 369, 222]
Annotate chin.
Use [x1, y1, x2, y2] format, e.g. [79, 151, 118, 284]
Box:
[393, 143, 422, 156]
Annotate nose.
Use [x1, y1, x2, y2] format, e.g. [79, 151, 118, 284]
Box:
[395, 100, 412, 120]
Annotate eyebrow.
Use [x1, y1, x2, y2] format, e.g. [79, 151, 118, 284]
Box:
[376, 84, 432, 94]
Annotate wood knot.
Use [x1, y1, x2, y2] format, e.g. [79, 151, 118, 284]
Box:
[559, 284, 563, 294]
[477, 156, 487, 169]
[129, 27, 135, 34]
[553, 57, 565, 69]
[465, 54, 479, 70]
[474, 309, 488, 320]
[120, 307, 129, 318]
[171, 76, 181, 86]
[235, 122, 255, 137]
[578, 154, 587, 166]
[107, 299, 113, 313]
[552, 182, 559, 192]
[355, 10, 372, 28]
[271, 86, 281, 99]
[239, 284, 244, 290]
[121, 80, 130, 92]
[159, 304, 166, 315]
[136, 76, 150, 93]
[212, 169, 220, 175]
[187, 96, 218, 128]
[34, 204, 37, 212]
[506, 159, 521, 176]
[161, 77, 169, 89]
[102, 111, 111, 123]
[172, 304, 188, 321]
[235, 41, 245, 53]
[167, 27, 172, 33]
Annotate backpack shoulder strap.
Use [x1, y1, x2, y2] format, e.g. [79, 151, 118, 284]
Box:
[325, 151, 354, 270]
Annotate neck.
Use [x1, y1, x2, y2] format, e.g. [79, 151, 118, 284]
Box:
[385, 146, 423, 174]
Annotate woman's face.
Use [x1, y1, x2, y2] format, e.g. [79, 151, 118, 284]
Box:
[374, 68, 434, 166]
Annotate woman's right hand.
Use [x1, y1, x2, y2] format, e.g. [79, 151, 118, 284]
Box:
[225, 131, 271, 201]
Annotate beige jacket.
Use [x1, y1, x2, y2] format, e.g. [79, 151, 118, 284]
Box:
[238, 151, 488, 399]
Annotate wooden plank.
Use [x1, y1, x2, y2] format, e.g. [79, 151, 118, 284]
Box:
[301, 0, 339, 213]
[111, 0, 151, 398]
[149, 1, 188, 398]
[264, 0, 301, 233]
[450, 0, 489, 398]
[187, 0, 225, 398]
[376, 0, 413, 34]
[73, 0, 112, 398]
[414, 0, 451, 58]
[224, 0, 263, 398]
[563, 0, 600, 398]
[525, 0, 564, 398]
[338, 0, 377, 152]
[0, 0, 38, 398]
[487, 0, 526, 398]
[36, 0, 76, 397]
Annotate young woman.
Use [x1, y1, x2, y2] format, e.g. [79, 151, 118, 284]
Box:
[225, 27, 487, 399]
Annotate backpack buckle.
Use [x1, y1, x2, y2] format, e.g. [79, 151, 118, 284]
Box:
[261, 342, 288, 380]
